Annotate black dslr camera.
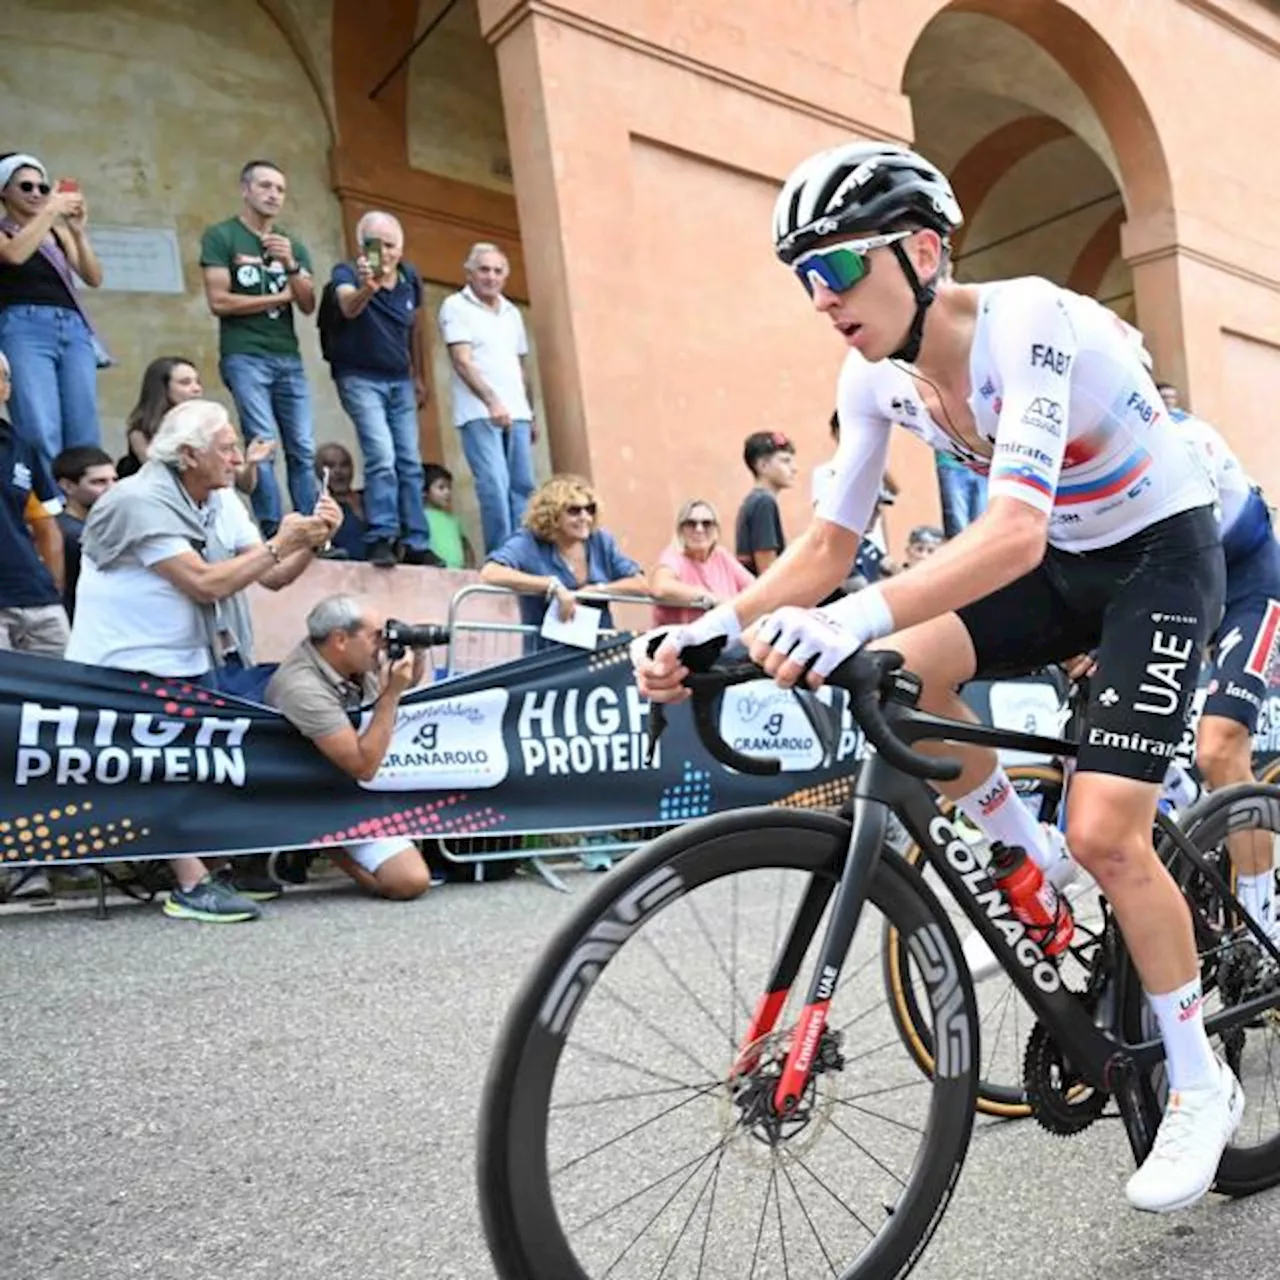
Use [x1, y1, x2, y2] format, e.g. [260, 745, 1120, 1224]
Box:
[383, 618, 449, 660]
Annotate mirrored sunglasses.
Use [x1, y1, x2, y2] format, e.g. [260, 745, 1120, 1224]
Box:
[791, 230, 913, 297]
[681, 518, 716, 530]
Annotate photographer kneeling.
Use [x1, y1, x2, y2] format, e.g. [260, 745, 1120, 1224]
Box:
[265, 594, 433, 900]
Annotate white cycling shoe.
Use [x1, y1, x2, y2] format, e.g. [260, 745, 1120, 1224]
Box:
[1125, 1059, 1244, 1213]
[961, 826, 1087, 983]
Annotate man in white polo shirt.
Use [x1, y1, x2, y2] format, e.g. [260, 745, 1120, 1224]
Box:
[438, 242, 536, 553]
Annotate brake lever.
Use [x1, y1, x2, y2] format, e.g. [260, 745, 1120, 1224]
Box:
[642, 635, 729, 767]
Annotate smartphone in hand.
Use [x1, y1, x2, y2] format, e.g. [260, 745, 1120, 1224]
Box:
[362, 237, 382, 276]
[57, 178, 80, 194]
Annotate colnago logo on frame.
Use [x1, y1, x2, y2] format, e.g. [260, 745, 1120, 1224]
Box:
[929, 814, 1061, 993]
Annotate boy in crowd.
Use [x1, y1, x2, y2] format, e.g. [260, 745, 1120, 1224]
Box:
[52, 445, 116, 620]
[735, 431, 797, 575]
[905, 524, 945, 567]
[422, 463, 475, 570]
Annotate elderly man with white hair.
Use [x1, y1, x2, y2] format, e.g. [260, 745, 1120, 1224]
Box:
[66, 397, 342, 923]
[438, 241, 536, 554]
[324, 210, 439, 569]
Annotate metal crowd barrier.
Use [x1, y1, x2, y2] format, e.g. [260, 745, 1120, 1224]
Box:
[434, 583, 700, 888]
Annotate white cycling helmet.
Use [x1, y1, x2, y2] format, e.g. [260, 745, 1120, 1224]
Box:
[773, 142, 963, 362]
[773, 142, 963, 265]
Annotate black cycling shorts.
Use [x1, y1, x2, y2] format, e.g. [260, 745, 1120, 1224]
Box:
[958, 507, 1225, 783]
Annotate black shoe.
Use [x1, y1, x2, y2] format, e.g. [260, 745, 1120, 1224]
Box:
[369, 539, 398, 568]
[402, 547, 446, 568]
[215, 863, 283, 902]
[259, 521, 280, 540]
[266, 849, 311, 886]
[316, 547, 349, 561]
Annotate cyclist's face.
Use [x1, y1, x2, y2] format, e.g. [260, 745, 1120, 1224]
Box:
[807, 230, 938, 362]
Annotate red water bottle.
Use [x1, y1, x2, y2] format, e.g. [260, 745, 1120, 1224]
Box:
[989, 841, 1074, 957]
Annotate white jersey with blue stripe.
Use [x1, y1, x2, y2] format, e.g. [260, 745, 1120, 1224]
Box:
[819, 277, 1215, 552]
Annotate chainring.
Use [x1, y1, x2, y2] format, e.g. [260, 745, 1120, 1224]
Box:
[1023, 1020, 1110, 1136]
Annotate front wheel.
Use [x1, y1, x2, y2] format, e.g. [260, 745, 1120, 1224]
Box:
[478, 806, 980, 1280]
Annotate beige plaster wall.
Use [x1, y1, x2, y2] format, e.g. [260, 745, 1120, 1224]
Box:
[0, 0, 353, 478]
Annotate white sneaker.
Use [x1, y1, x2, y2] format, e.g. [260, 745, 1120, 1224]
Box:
[1125, 1060, 1244, 1213]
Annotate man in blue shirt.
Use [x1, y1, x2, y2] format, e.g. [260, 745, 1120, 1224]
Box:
[325, 211, 441, 569]
[0, 348, 69, 656]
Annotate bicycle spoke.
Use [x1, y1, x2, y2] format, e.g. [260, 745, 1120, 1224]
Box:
[654, 1140, 726, 1279]
[683, 889, 754, 1030]
[778, 1153, 839, 1276]
[590, 981, 724, 1081]
[748, 1161, 775, 1280]
[552, 1080, 724, 1178]
[636, 927, 737, 1052]
[571, 1133, 734, 1233]
[550, 1082, 713, 1113]
[827, 1111, 909, 1187]
[695, 1144, 725, 1278]
[773, 1159, 791, 1277]
[785, 1149, 878, 1238]
[562, 1039, 719, 1094]
[601, 1132, 729, 1279]
[831, 1094, 927, 1136]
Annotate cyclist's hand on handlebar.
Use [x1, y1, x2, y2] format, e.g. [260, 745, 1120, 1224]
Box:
[746, 606, 861, 690]
[630, 603, 742, 704]
[1063, 651, 1098, 680]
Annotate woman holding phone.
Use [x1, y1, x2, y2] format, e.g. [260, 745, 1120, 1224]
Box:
[0, 152, 106, 460]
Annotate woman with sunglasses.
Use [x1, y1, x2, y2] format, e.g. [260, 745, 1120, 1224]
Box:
[481, 474, 647, 645]
[0, 152, 104, 460]
[651, 499, 752, 628]
[636, 141, 1237, 1215]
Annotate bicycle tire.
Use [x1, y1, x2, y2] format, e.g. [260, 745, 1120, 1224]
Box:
[478, 806, 980, 1280]
[884, 762, 1066, 1117]
[1131, 783, 1280, 1197]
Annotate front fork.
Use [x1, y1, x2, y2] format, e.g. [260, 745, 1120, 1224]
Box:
[732, 798, 889, 1116]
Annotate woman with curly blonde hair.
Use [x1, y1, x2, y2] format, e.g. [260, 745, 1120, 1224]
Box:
[481, 474, 647, 642]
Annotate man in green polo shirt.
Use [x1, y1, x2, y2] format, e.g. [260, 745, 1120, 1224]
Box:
[200, 159, 318, 537]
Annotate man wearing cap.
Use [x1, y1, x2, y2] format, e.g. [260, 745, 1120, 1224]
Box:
[736, 430, 797, 575]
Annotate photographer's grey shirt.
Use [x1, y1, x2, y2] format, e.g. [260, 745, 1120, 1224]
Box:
[266, 639, 379, 740]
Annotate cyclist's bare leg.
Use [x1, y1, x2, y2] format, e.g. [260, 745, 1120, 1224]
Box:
[867, 611, 992, 799]
[1197, 713, 1272, 876]
[1066, 772, 1199, 992]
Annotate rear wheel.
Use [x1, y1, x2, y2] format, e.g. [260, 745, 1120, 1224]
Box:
[1132, 784, 1280, 1196]
[478, 807, 980, 1280]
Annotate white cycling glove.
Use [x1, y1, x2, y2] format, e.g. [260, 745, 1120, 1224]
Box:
[631, 602, 743, 670]
[756, 586, 895, 679]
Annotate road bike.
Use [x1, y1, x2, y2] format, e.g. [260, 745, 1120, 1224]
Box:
[478, 643, 1280, 1280]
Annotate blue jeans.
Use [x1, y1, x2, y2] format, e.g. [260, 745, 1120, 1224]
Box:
[936, 461, 988, 538]
[458, 418, 535, 554]
[0, 305, 100, 461]
[335, 374, 429, 550]
[219, 353, 317, 532]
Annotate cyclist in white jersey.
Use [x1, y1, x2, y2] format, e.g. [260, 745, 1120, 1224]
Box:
[634, 142, 1240, 1214]
[1175, 409, 1280, 937]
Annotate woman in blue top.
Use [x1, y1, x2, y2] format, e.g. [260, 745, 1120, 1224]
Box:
[481, 474, 647, 645]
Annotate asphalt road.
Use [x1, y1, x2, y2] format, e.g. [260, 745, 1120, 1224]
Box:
[2, 869, 1279, 1280]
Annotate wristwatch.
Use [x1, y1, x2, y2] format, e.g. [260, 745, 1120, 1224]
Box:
[284, 264, 301, 276]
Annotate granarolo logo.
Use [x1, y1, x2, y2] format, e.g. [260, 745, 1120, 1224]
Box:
[362, 688, 510, 792]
